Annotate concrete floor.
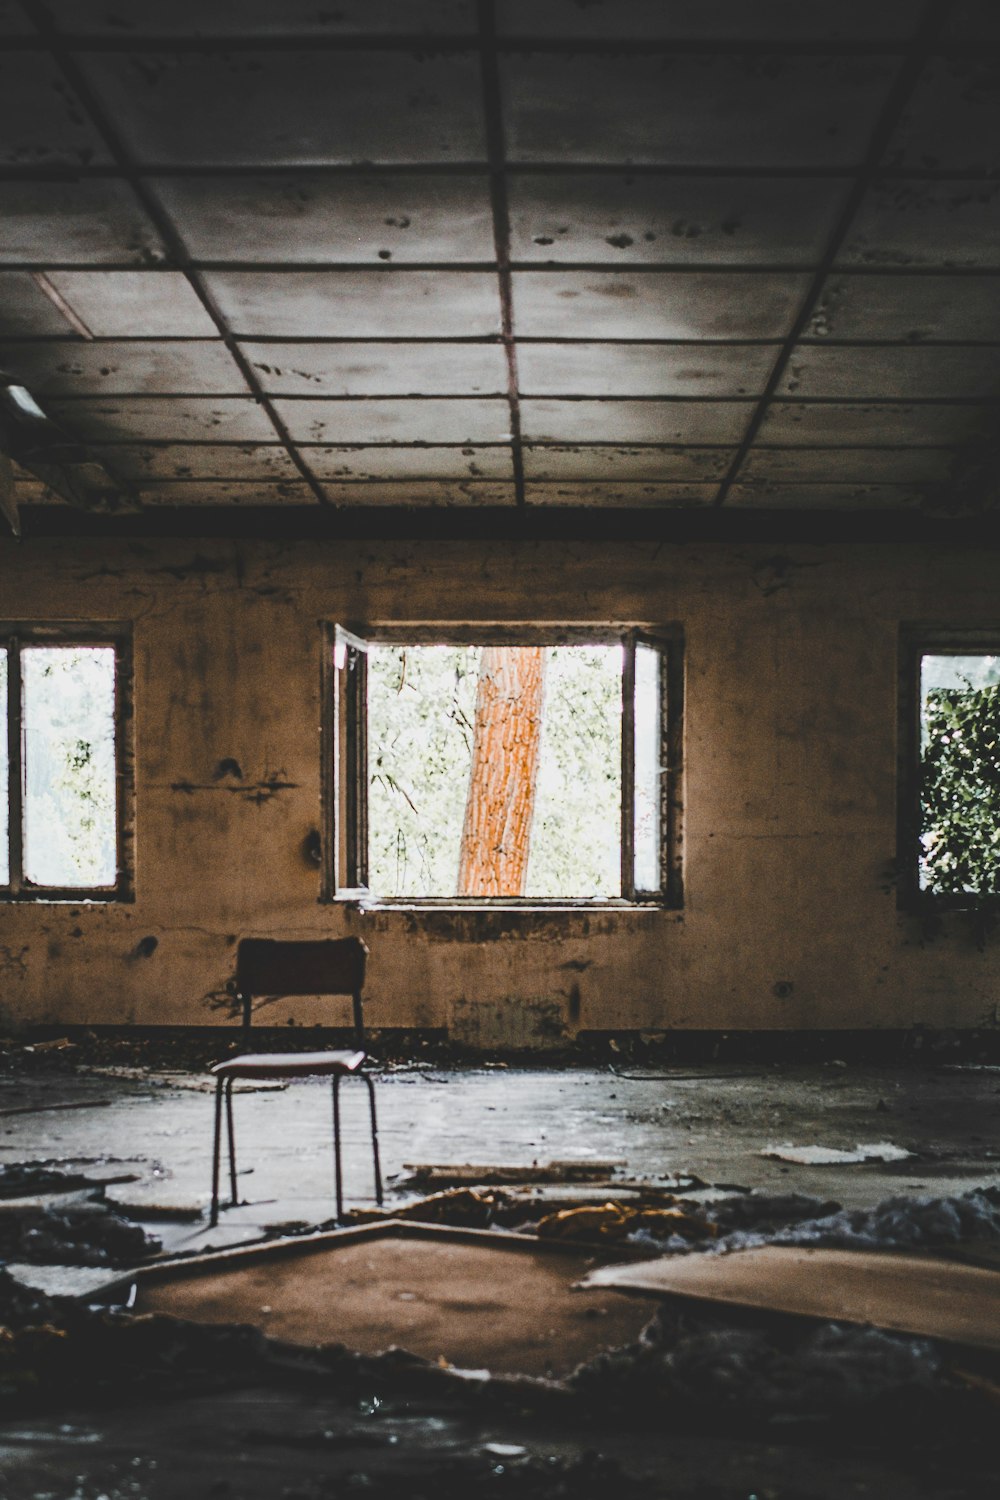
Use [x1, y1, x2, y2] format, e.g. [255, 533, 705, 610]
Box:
[2, 1059, 998, 1257]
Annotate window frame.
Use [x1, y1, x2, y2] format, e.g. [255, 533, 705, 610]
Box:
[898, 626, 1000, 912]
[1, 622, 134, 904]
[321, 622, 683, 909]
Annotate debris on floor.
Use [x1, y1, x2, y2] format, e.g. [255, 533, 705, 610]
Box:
[400, 1160, 630, 1188]
[761, 1141, 915, 1164]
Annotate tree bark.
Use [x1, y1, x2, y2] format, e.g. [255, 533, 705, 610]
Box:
[457, 646, 547, 897]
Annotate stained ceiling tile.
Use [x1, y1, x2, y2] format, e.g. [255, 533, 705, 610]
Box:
[0, 340, 246, 397]
[135, 480, 317, 505]
[508, 174, 844, 266]
[780, 346, 1000, 399]
[517, 342, 777, 397]
[46, 396, 278, 443]
[0, 271, 83, 335]
[44, 1, 475, 35]
[524, 482, 718, 506]
[0, 179, 165, 266]
[80, 51, 486, 167]
[0, 52, 111, 168]
[759, 401, 996, 446]
[42, 271, 217, 337]
[727, 481, 927, 508]
[839, 179, 1000, 270]
[241, 341, 506, 397]
[522, 446, 732, 480]
[739, 448, 955, 483]
[805, 274, 1000, 342]
[882, 58, 1000, 175]
[205, 271, 501, 338]
[317, 480, 515, 506]
[511, 271, 808, 340]
[154, 174, 495, 265]
[497, 0, 917, 41]
[520, 399, 751, 444]
[501, 53, 896, 167]
[275, 397, 511, 444]
[92, 444, 299, 481]
[305, 446, 513, 480]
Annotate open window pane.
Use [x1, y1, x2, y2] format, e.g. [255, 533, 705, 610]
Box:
[633, 642, 662, 892]
[0, 650, 7, 885]
[22, 645, 117, 888]
[919, 652, 1000, 896]
[366, 642, 622, 900]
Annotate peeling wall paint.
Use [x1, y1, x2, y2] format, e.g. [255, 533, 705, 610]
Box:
[1, 533, 1000, 1045]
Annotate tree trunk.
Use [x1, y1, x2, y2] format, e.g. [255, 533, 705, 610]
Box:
[457, 646, 547, 896]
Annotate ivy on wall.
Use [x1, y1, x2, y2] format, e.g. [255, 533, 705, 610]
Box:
[921, 684, 1000, 897]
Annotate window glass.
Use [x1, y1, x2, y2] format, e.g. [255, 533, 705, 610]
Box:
[22, 645, 117, 888]
[633, 641, 661, 891]
[920, 652, 1000, 896]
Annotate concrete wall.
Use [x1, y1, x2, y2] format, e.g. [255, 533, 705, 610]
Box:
[1, 532, 998, 1044]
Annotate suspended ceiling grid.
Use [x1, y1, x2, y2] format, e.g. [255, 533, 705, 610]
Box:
[1, 0, 999, 518]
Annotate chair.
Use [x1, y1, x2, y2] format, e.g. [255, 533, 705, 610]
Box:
[209, 937, 383, 1227]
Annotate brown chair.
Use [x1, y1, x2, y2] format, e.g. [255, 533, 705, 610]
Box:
[209, 937, 383, 1227]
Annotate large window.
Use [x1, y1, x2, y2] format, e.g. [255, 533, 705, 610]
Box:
[900, 633, 1000, 907]
[1, 627, 131, 901]
[324, 627, 682, 905]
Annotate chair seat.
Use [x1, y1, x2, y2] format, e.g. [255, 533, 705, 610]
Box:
[212, 1049, 366, 1081]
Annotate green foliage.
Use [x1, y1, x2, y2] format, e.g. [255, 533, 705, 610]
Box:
[921, 683, 1000, 896]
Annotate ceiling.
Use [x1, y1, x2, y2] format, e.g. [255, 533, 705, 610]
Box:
[1, 0, 999, 527]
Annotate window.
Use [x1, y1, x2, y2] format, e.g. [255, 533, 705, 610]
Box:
[324, 626, 682, 906]
[899, 632, 1000, 907]
[1, 626, 132, 901]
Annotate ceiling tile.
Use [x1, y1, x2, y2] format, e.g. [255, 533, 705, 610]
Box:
[497, 0, 917, 41]
[0, 271, 83, 335]
[306, 446, 513, 480]
[523, 446, 732, 480]
[512, 271, 808, 339]
[0, 179, 166, 267]
[154, 174, 495, 265]
[93, 444, 299, 481]
[42, 271, 216, 337]
[524, 482, 718, 506]
[883, 58, 1000, 175]
[508, 173, 845, 266]
[727, 482, 927, 508]
[517, 342, 777, 397]
[45, 1, 475, 35]
[205, 271, 501, 338]
[839, 179, 1000, 271]
[317, 480, 515, 506]
[805, 274, 1000, 341]
[46, 396, 277, 443]
[0, 340, 247, 397]
[739, 448, 955, 483]
[0, 51, 111, 168]
[80, 51, 486, 167]
[135, 480, 316, 505]
[241, 341, 506, 397]
[759, 401, 996, 445]
[779, 345, 1000, 399]
[521, 399, 751, 444]
[501, 53, 896, 167]
[275, 397, 511, 444]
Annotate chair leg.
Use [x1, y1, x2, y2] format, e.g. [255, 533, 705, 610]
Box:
[224, 1077, 238, 1206]
[210, 1075, 224, 1228]
[363, 1073, 383, 1206]
[332, 1074, 344, 1222]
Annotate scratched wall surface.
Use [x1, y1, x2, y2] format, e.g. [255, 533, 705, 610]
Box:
[0, 532, 998, 1045]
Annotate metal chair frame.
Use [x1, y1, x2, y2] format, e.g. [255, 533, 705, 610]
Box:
[209, 937, 383, 1227]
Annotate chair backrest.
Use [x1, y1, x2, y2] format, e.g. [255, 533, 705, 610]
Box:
[235, 937, 369, 1042]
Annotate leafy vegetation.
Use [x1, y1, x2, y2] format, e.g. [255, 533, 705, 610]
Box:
[921, 673, 1000, 898]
